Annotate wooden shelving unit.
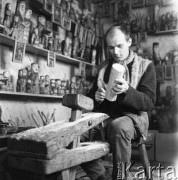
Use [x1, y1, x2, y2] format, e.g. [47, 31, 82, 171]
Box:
[0, 90, 63, 99]
[0, 33, 96, 67]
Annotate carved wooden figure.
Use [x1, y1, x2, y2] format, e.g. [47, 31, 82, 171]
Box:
[37, 15, 47, 48]
[14, 1, 32, 43]
[3, 3, 13, 36]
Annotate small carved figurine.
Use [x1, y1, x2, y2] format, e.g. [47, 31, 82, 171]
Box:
[11, 15, 20, 39]
[3, 3, 13, 36]
[30, 27, 40, 46]
[37, 15, 47, 48]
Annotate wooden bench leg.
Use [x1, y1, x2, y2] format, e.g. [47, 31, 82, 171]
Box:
[138, 143, 151, 179]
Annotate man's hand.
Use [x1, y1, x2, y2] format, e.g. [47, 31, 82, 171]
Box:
[112, 78, 129, 95]
[95, 87, 106, 102]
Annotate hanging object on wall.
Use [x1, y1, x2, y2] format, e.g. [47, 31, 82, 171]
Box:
[63, 17, 71, 30]
[155, 65, 164, 83]
[113, 0, 130, 27]
[12, 40, 26, 63]
[43, 0, 53, 14]
[47, 51, 56, 67]
[52, 4, 63, 25]
[164, 65, 173, 80]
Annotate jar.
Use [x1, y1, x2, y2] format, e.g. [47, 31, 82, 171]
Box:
[172, 51, 178, 64]
[50, 79, 55, 95]
[40, 76, 45, 94]
[55, 79, 61, 88]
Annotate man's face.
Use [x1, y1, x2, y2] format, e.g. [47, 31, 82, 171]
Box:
[106, 29, 131, 62]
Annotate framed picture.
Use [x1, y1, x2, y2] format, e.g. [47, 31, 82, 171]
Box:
[114, 0, 130, 22]
[43, 0, 53, 14]
[130, 33, 138, 45]
[103, 0, 110, 18]
[145, 0, 158, 6]
[52, 4, 63, 25]
[138, 32, 147, 42]
[47, 51, 56, 67]
[132, 0, 145, 8]
[162, 0, 176, 6]
[12, 41, 26, 63]
[164, 65, 173, 80]
[62, 17, 71, 31]
[155, 65, 164, 82]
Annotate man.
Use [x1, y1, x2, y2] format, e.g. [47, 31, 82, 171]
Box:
[81, 25, 156, 180]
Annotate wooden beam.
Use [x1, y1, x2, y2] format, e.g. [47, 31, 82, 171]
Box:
[8, 113, 109, 159]
[8, 142, 110, 175]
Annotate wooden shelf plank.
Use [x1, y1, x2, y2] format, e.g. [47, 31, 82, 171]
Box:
[155, 29, 178, 35]
[0, 33, 96, 67]
[0, 91, 63, 99]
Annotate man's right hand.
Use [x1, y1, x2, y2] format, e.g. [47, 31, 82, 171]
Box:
[95, 88, 106, 102]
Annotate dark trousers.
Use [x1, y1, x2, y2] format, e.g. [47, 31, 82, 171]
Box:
[80, 116, 138, 180]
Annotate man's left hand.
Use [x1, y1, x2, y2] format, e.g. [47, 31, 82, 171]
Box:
[112, 78, 129, 95]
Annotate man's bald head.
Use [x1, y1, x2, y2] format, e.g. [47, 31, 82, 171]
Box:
[105, 25, 130, 44]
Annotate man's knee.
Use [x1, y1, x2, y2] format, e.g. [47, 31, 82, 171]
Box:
[108, 116, 135, 139]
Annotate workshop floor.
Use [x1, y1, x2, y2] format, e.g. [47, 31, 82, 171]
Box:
[76, 160, 177, 180]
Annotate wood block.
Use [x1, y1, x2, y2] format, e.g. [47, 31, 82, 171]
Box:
[8, 142, 110, 175]
[8, 113, 109, 159]
[62, 94, 94, 111]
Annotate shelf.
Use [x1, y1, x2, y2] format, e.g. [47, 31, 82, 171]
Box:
[155, 29, 178, 35]
[0, 33, 96, 67]
[0, 91, 63, 99]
